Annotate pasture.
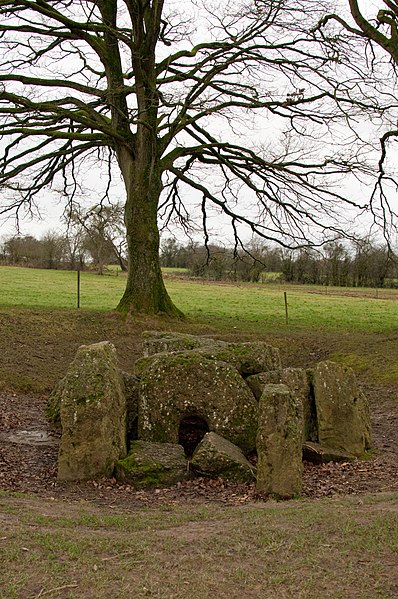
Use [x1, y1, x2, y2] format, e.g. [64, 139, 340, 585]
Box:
[0, 265, 397, 332]
[0, 265, 397, 391]
[0, 265, 398, 599]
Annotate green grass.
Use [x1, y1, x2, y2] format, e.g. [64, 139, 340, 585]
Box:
[1, 266, 398, 334]
[0, 266, 124, 310]
[0, 492, 397, 598]
[171, 280, 398, 333]
[1, 265, 398, 391]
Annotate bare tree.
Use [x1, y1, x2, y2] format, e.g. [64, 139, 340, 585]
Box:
[0, 0, 389, 315]
[317, 1, 398, 236]
[66, 203, 127, 274]
[327, 0, 398, 63]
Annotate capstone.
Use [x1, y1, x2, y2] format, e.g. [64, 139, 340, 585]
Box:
[141, 331, 226, 356]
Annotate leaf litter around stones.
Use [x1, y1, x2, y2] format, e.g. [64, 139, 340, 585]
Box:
[1, 382, 398, 507]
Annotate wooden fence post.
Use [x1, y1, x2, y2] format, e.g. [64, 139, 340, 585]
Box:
[77, 269, 80, 309]
[284, 291, 288, 324]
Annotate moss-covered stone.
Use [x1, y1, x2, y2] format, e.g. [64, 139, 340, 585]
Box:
[115, 441, 188, 488]
[247, 368, 316, 442]
[256, 383, 304, 499]
[57, 341, 127, 481]
[311, 360, 371, 457]
[141, 331, 226, 357]
[136, 336, 281, 379]
[198, 341, 282, 377]
[191, 432, 256, 483]
[138, 351, 258, 453]
[303, 441, 355, 464]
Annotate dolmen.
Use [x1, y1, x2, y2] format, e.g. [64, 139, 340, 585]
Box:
[48, 331, 371, 499]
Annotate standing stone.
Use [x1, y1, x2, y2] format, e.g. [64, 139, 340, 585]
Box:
[57, 341, 127, 481]
[311, 361, 371, 457]
[247, 368, 316, 442]
[256, 384, 304, 499]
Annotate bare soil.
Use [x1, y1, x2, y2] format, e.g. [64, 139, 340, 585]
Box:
[1, 379, 397, 507]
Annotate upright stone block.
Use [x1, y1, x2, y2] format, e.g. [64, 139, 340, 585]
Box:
[256, 383, 304, 499]
[57, 341, 127, 481]
[311, 361, 371, 457]
[138, 351, 258, 454]
[247, 368, 316, 441]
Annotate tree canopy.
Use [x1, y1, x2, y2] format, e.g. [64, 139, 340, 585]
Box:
[317, 1, 398, 234]
[0, 0, 395, 314]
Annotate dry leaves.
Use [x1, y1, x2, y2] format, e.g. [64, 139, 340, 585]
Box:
[1, 390, 398, 505]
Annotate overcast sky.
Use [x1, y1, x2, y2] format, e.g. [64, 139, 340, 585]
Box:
[0, 0, 396, 247]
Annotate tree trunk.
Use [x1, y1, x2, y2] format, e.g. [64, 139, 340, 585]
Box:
[116, 152, 183, 317]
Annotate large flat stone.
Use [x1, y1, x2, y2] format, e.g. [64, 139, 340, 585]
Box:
[138, 351, 258, 454]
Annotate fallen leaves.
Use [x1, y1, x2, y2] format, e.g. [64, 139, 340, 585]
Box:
[1, 390, 398, 505]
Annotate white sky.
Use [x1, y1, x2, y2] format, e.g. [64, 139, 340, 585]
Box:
[0, 0, 396, 247]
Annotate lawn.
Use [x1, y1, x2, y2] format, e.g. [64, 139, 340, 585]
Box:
[0, 265, 397, 334]
[1, 491, 397, 598]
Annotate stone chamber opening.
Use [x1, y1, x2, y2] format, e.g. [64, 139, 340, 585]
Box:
[178, 415, 209, 457]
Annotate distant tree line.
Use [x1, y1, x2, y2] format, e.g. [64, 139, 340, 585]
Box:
[160, 238, 282, 283]
[2, 225, 397, 289]
[160, 238, 398, 288]
[0, 204, 127, 274]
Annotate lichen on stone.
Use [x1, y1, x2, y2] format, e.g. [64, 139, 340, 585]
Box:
[57, 341, 127, 482]
[115, 441, 188, 488]
[311, 360, 371, 457]
[191, 432, 256, 483]
[138, 351, 258, 453]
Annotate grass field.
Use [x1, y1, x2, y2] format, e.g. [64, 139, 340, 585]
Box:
[1, 491, 398, 599]
[1, 265, 398, 598]
[0, 265, 397, 391]
[1, 265, 397, 334]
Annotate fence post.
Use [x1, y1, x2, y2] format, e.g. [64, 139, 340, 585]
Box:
[284, 291, 288, 324]
[77, 269, 80, 309]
